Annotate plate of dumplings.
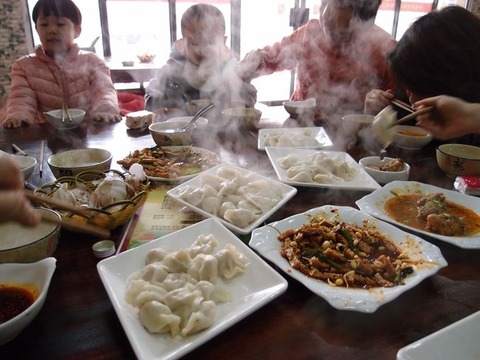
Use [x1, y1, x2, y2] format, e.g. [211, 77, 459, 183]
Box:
[97, 218, 288, 360]
[167, 163, 298, 234]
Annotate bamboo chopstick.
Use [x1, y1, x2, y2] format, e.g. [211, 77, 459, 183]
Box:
[394, 106, 434, 125]
[12, 144, 28, 156]
[24, 189, 92, 219]
[391, 99, 413, 113]
[40, 212, 110, 238]
[39, 140, 45, 178]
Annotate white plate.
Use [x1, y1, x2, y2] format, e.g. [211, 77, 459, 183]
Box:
[249, 205, 447, 313]
[356, 181, 480, 249]
[265, 147, 381, 191]
[397, 310, 480, 360]
[167, 164, 297, 235]
[97, 218, 288, 360]
[120, 146, 219, 182]
[257, 127, 333, 151]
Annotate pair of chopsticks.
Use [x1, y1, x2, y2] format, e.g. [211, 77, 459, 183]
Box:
[12, 144, 27, 156]
[25, 190, 111, 238]
[39, 140, 45, 178]
[391, 99, 434, 125]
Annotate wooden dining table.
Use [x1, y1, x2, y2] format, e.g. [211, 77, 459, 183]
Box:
[1, 106, 479, 360]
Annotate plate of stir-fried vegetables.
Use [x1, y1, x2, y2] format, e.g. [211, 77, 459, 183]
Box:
[249, 205, 447, 313]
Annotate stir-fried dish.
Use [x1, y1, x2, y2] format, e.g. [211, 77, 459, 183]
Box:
[385, 192, 480, 237]
[117, 146, 218, 179]
[277, 214, 414, 289]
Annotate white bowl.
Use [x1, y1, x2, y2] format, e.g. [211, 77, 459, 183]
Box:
[47, 148, 112, 178]
[43, 109, 85, 130]
[283, 98, 316, 118]
[359, 156, 410, 184]
[0, 257, 56, 345]
[11, 155, 37, 180]
[392, 125, 433, 150]
[221, 107, 262, 131]
[149, 117, 208, 146]
[0, 208, 61, 264]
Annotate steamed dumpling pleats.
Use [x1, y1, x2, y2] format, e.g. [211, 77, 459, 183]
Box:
[138, 262, 169, 285]
[223, 208, 257, 228]
[187, 234, 219, 258]
[132, 284, 168, 308]
[194, 281, 231, 303]
[160, 249, 191, 273]
[163, 286, 203, 327]
[139, 301, 181, 336]
[159, 273, 198, 292]
[145, 248, 170, 265]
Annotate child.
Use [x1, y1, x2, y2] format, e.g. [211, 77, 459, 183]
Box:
[2, 0, 120, 129]
[238, 0, 396, 125]
[145, 4, 257, 120]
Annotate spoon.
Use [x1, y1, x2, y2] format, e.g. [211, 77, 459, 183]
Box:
[182, 103, 215, 130]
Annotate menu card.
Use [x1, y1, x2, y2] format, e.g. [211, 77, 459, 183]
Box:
[118, 183, 204, 252]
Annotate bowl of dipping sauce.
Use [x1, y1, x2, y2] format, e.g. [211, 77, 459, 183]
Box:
[359, 156, 410, 184]
[149, 117, 208, 146]
[0, 257, 56, 344]
[392, 125, 433, 150]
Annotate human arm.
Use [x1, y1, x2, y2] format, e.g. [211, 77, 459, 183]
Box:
[2, 60, 39, 129]
[88, 55, 122, 122]
[414, 95, 480, 139]
[364, 89, 394, 115]
[0, 156, 40, 227]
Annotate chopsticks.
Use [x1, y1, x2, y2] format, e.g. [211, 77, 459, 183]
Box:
[25, 190, 111, 238]
[39, 140, 45, 178]
[40, 212, 110, 239]
[395, 106, 434, 125]
[24, 189, 92, 219]
[12, 144, 27, 156]
[391, 99, 414, 113]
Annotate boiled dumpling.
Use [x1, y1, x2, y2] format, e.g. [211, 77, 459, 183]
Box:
[218, 201, 236, 218]
[194, 281, 231, 303]
[132, 284, 168, 308]
[278, 154, 299, 168]
[291, 171, 313, 182]
[89, 178, 128, 208]
[161, 249, 191, 273]
[139, 262, 169, 284]
[145, 247, 170, 265]
[181, 300, 216, 336]
[187, 234, 218, 258]
[215, 244, 249, 280]
[159, 273, 197, 292]
[52, 183, 77, 206]
[163, 286, 203, 327]
[223, 208, 256, 228]
[200, 196, 222, 216]
[188, 253, 218, 283]
[139, 301, 181, 336]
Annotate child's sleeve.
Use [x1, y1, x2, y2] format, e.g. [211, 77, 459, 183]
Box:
[88, 55, 120, 116]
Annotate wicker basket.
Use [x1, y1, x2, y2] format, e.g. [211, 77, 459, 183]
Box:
[34, 169, 150, 230]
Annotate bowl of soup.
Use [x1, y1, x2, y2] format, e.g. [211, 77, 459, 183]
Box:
[437, 143, 480, 177]
[0, 257, 56, 344]
[392, 125, 433, 150]
[47, 148, 112, 179]
[43, 109, 85, 130]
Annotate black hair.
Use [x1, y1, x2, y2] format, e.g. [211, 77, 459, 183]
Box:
[181, 4, 225, 35]
[388, 6, 480, 102]
[32, 0, 82, 26]
[336, 0, 381, 21]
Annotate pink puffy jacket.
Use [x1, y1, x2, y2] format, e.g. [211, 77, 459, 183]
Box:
[3, 44, 119, 125]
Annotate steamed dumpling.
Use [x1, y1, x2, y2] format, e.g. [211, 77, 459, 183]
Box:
[223, 208, 256, 228]
[188, 253, 219, 283]
[139, 301, 181, 336]
[215, 244, 250, 280]
[181, 300, 216, 336]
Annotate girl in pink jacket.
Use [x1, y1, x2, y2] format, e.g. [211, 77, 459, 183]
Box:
[2, 0, 120, 129]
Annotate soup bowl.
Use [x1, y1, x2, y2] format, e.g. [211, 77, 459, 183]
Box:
[436, 143, 480, 177]
[359, 156, 410, 184]
[149, 117, 208, 146]
[0, 208, 61, 264]
[221, 107, 262, 131]
[47, 148, 112, 179]
[0, 257, 56, 344]
[283, 98, 316, 118]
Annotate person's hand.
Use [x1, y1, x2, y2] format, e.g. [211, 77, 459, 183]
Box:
[414, 95, 480, 140]
[3, 118, 25, 129]
[237, 49, 265, 81]
[92, 112, 122, 122]
[0, 156, 40, 227]
[364, 89, 394, 115]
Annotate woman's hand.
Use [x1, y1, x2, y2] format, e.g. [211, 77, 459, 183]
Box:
[364, 89, 394, 115]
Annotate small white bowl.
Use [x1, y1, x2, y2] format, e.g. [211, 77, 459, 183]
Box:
[47, 148, 112, 178]
[392, 125, 433, 150]
[283, 98, 316, 118]
[11, 155, 37, 180]
[149, 117, 208, 146]
[43, 109, 85, 130]
[0, 257, 56, 345]
[359, 156, 410, 184]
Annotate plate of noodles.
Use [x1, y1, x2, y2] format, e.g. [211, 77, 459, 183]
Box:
[249, 205, 447, 313]
[117, 146, 219, 182]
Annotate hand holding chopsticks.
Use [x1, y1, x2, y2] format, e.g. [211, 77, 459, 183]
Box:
[25, 190, 111, 238]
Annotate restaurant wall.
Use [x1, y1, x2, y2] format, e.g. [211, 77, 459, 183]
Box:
[0, 0, 31, 103]
[0, 0, 480, 104]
